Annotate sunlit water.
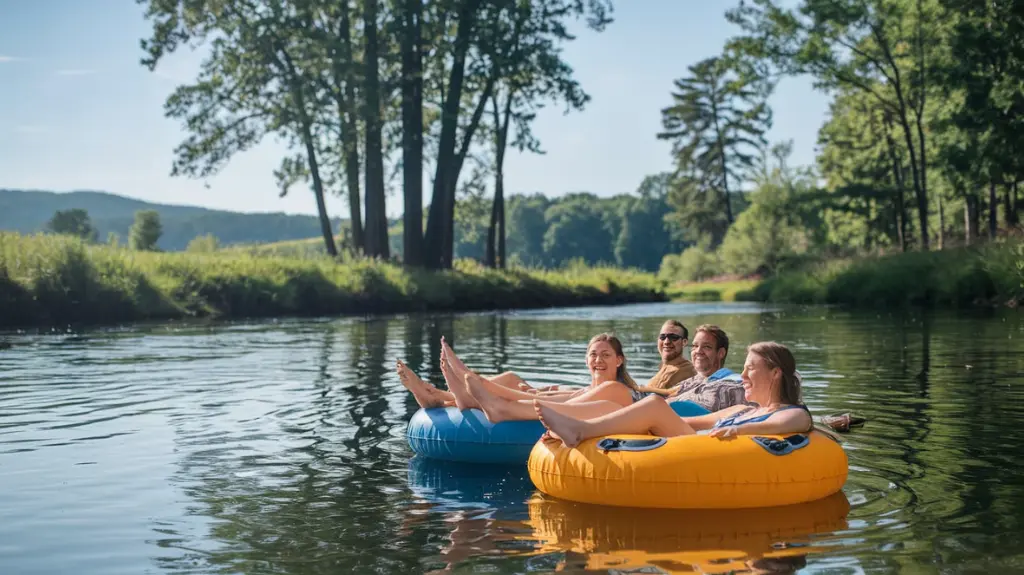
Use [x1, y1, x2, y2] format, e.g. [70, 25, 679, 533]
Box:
[1, 303, 1022, 574]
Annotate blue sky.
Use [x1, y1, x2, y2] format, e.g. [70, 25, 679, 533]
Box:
[0, 0, 830, 218]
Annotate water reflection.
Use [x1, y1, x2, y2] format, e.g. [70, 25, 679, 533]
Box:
[0, 304, 1022, 573]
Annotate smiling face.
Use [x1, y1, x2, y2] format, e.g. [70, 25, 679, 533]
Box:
[740, 351, 780, 405]
[657, 321, 687, 363]
[690, 331, 726, 376]
[586, 340, 623, 383]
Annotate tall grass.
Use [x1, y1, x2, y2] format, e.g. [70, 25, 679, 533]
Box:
[739, 239, 1024, 307]
[0, 232, 667, 329]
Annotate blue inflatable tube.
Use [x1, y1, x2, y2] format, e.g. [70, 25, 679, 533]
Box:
[407, 400, 710, 464]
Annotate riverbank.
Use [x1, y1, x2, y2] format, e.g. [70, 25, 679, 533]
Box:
[0, 232, 666, 330]
[735, 239, 1024, 308]
[667, 278, 760, 302]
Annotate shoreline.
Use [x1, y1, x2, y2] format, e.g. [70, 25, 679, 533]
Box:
[0, 232, 667, 331]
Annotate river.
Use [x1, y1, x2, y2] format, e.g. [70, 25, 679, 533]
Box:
[0, 302, 1022, 574]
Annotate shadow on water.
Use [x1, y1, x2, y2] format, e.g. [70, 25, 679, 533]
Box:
[1, 303, 1023, 573]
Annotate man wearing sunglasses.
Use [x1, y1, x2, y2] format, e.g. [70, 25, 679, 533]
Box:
[644, 323, 748, 413]
[646, 320, 698, 390]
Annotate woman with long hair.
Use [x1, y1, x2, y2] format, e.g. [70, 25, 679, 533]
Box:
[530, 341, 813, 447]
[397, 333, 645, 415]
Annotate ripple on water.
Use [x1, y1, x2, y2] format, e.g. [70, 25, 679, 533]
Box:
[0, 304, 1022, 573]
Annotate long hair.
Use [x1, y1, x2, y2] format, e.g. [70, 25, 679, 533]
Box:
[587, 333, 640, 391]
[747, 341, 802, 404]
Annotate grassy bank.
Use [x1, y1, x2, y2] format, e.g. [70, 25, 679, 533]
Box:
[667, 278, 760, 302]
[0, 232, 666, 329]
[737, 239, 1024, 307]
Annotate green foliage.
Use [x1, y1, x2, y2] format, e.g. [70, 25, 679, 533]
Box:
[542, 194, 615, 266]
[129, 210, 163, 251]
[745, 240, 1024, 307]
[658, 241, 720, 284]
[658, 55, 772, 240]
[46, 208, 98, 242]
[0, 231, 666, 329]
[186, 234, 220, 253]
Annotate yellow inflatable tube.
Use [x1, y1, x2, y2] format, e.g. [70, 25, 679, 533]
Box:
[527, 430, 847, 509]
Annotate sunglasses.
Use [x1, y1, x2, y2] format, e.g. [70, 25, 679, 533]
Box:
[658, 333, 684, 342]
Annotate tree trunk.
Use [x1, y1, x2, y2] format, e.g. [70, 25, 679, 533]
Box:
[423, 0, 481, 269]
[883, 112, 908, 251]
[708, 84, 734, 225]
[362, 0, 389, 259]
[936, 190, 944, 250]
[486, 89, 513, 268]
[338, 0, 363, 254]
[989, 179, 998, 238]
[894, 104, 928, 250]
[400, 0, 424, 267]
[965, 192, 978, 245]
[1006, 181, 1020, 226]
[443, 73, 495, 266]
[277, 49, 337, 258]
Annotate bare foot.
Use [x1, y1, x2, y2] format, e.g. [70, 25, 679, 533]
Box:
[441, 337, 472, 377]
[535, 401, 586, 448]
[440, 351, 481, 411]
[396, 360, 452, 409]
[464, 371, 517, 423]
[518, 382, 539, 394]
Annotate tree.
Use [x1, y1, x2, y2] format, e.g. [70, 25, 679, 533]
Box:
[542, 193, 614, 266]
[399, 0, 424, 266]
[138, 0, 341, 257]
[129, 210, 163, 251]
[362, 0, 390, 259]
[613, 174, 678, 271]
[726, 0, 943, 250]
[46, 209, 97, 242]
[658, 55, 772, 230]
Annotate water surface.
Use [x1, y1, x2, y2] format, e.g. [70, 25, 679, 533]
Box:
[1, 302, 1022, 574]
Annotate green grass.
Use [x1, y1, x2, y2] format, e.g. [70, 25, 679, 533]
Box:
[738, 239, 1024, 308]
[0, 232, 667, 329]
[667, 279, 761, 302]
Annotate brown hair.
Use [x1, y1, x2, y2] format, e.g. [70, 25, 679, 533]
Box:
[747, 341, 802, 405]
[587, 333, 640, 391]
[694, 324, 729, 360]
[662, 320, 688, 340]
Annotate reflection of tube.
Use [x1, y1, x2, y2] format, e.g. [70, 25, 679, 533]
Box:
[406, 455, 536, 513]
[524, 490, 851, 574]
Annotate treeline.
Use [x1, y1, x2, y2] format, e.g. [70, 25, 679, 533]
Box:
[656, 0, 1024, 283]
[139, 0, 612, 269]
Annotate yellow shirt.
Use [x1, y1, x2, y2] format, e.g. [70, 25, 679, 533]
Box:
[646, 356, 697, 390]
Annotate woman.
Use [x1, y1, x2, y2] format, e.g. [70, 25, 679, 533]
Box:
[532, 341, 813, 448]
[397, 334, 644, 414]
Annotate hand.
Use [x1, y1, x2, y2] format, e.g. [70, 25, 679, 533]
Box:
[708, 425, 741, 440]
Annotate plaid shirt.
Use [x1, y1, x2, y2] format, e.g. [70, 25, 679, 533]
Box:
[668, 372, 748, 413]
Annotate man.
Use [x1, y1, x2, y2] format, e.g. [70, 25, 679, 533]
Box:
[521, 319, 697, 394]
[660, 324, 748, 413]
[645, 319, 698, 390]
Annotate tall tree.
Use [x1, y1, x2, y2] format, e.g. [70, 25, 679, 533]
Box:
[726, 0, 942, 250]
[362, 0, 389, 259]
[400, 0, 424, 266]
[658, 55, 772, 231]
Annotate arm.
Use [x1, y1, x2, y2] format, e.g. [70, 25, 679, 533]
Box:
[679, 405, 749, 431]
[708, 408, 813, 439]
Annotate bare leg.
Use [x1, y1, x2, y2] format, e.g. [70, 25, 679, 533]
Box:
[440, 347, 482, 411]
[396, 360, 455, 408]
[465, 371, 625, 423]
[536, 395, 696, 448]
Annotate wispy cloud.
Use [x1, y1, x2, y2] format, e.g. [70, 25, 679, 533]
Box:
[0, 55, 25, 63]
[15, 125, 51, 135]
[55, 69, 96, 76]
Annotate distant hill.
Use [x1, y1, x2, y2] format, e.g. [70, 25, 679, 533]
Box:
[0, 189, 345, 251]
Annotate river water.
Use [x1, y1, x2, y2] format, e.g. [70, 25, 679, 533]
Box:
[0, 302, 1022, 574]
